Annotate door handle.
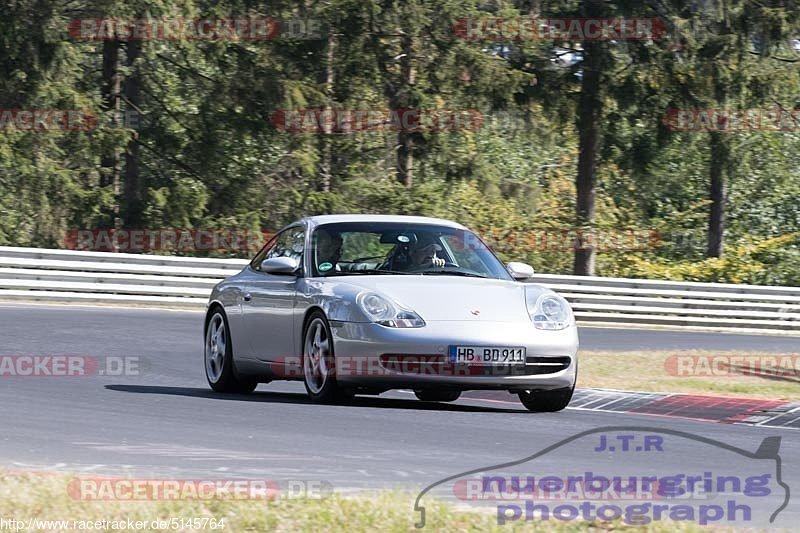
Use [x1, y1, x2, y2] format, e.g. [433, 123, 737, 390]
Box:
[243, 293, 252, 302]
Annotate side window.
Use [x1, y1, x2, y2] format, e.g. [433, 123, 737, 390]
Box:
[250, 234, 278, 270]
[251, 227, 305, 271]
[266, 227, 305, 266]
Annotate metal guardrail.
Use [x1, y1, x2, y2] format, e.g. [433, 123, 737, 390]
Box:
[1, 246, 799, 333]
[0, 246, 242, 308]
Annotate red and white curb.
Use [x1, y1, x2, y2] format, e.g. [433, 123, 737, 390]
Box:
[462, 389, 800, 429]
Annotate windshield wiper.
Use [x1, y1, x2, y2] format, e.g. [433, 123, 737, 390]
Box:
[418, 270, 488, 278]
[336, 268, 410, 275]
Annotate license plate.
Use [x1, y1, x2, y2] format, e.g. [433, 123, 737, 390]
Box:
[448, 346, 526, 364]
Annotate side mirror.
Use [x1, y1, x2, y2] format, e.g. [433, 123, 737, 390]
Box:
[260, 256, 299, 275]
[507, 261, 534, 280]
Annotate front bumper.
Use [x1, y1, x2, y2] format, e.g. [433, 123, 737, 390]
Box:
[327, 320, 578, 391]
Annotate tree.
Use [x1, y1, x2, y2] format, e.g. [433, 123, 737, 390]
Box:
[661, 0, 800, 257]
[573, 0, 607, 275]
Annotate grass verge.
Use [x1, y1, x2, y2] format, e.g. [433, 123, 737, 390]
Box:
[579, 350, 799, 401]
[0, 471, 728, 532]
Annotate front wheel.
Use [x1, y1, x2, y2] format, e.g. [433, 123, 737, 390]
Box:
[414, 390, 461, 402]
[303, 312, 350, 403]
[518, 386, 574, 412]
[205, 310, 257, 393]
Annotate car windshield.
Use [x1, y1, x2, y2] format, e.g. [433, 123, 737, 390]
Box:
[310, 222, 511, 280]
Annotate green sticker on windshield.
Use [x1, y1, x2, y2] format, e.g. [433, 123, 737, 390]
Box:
[318, 262, 333, 272]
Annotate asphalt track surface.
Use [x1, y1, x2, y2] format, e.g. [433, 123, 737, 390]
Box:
[1, 304, 798, 526]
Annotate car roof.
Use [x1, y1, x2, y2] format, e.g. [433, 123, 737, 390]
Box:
[300, 214, 467, 230]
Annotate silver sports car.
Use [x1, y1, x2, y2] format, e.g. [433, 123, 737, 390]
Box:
[204, 214, 578, 411]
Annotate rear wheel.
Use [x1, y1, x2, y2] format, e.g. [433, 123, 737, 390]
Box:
[414, 390, 461, 402]
[205, 310, 257, 393]
[518, 386, 574, 412]
[303, 312, 350, 403]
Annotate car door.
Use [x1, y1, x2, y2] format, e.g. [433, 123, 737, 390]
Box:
[242, 226, 305, 362]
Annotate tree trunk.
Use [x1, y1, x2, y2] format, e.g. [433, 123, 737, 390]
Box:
[317, 31, 335, 193]
[395, 34, 415, 188]
[122, 39, 143, 228]
[573, 3, 604, 276]
[707, 132, 728, 258]
[397, 130, 413, 188]
[100, 39, 121, 226]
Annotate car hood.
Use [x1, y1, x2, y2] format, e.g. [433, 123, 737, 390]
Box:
[330, 275, 533, 322]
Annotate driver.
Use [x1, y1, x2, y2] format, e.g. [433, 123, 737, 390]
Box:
[314, 228, 343, 273]
[407, 236, 446, 270]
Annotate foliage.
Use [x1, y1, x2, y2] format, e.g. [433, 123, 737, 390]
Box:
[0, 0, 799, 284]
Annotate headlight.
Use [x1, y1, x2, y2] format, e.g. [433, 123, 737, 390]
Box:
[356, 292, 425, 328]
[525, 287, 574, 330]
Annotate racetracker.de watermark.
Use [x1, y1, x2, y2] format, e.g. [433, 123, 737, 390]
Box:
[0, 356, 139, 377]
[453, 18, 666, 41]
[64, 229, 273, 253]
[663, 108, 800, 132]
[664, 354, 800, 378]
[271, 354, 570, 378]
[462, 228, 660, 254]
[67, 478, 332, 501]
[0, 109, 98, 132]
[68, 18, 324, 41]
[270, 109, 483, 133]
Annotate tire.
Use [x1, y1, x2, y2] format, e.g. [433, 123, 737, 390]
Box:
[205, 309, 258, 394]
[518, 385, 574, 412]
[414, 390, 461, 402]
[302, 311, 349, 403]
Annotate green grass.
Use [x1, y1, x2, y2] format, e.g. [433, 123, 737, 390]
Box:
[579, 350, 799, 401]
[0, 471, 734, 532]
